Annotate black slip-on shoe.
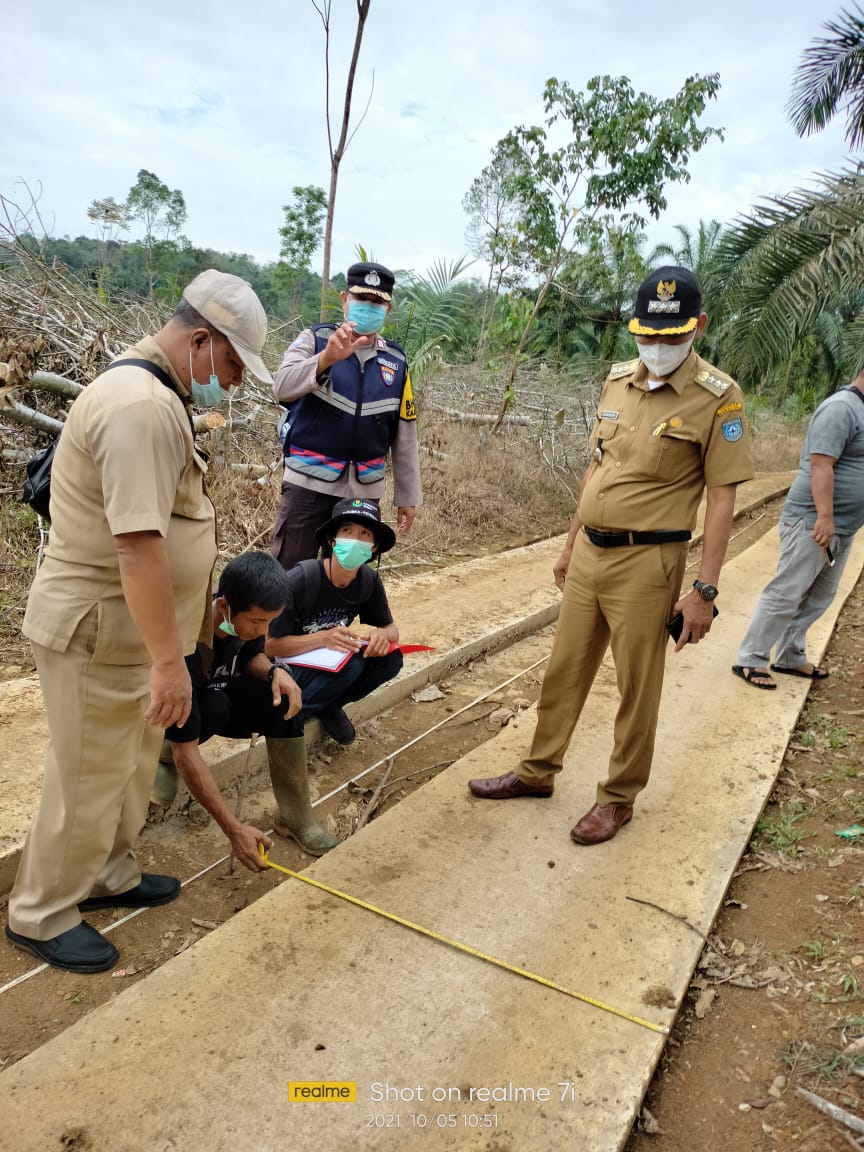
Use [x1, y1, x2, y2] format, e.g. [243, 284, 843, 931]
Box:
[5, 921, 119, 973]
[79, 873, 181, 911]
[318, 706, 356, 745]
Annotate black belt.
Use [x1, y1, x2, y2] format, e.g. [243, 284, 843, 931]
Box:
[583, 527, 691, 548]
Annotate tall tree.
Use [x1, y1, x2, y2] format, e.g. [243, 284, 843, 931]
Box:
[277, 185, 327, 325]
[788, 4, 864, 148]
[476, 72, 722, 428]
[313, 0, 372, 319]
[125, 169, 187, 295]
[462, 144, 525, 358]
[86, 196, 131, 298]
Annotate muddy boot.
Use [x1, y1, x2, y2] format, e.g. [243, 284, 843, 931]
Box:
[150, 740, 178, 808]
[267, 737, 338, 856]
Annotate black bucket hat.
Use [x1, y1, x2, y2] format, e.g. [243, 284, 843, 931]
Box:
[314, 498, 397, 555]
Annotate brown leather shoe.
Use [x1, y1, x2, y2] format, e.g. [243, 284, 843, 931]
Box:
[570, 803, 633, 844]
[468, 771, 554, 799]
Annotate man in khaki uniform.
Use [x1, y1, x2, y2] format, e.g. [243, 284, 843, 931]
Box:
[6, 270, 273, 973]
[470, 266, 754, 844]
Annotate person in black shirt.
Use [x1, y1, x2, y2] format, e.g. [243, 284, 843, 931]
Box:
[161, 551, 338, 860]
[266, 499, 403, 745]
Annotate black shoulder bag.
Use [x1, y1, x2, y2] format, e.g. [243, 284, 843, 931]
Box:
[22, 358, 181, 522]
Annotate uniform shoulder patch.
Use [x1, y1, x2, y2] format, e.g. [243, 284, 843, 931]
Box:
[608, 359, 638, 379]
[694, 368, 733, 397]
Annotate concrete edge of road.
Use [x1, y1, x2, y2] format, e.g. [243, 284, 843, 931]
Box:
[0, 479, 792, 899]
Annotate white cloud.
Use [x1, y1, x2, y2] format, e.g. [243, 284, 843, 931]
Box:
[1, 0, 850, 282]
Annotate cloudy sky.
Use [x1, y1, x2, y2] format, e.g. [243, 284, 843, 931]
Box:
[2, 1, 850, 281]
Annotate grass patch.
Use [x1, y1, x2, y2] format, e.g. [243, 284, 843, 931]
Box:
[755, 800, 811, 857]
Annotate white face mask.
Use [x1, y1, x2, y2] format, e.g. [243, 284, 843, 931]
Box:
[637, 336, 694, 378]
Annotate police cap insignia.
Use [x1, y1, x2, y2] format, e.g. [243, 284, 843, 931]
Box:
[346, 261, 395, 302]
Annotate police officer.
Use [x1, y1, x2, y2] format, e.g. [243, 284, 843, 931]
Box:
[469, 266, 754, 844]
[269, 262, 422, 570]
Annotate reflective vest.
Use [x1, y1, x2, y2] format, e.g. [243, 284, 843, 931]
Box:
[282, 325, 412, 485]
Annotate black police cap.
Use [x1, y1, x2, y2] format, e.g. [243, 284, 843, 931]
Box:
[346, 262, 395, 302]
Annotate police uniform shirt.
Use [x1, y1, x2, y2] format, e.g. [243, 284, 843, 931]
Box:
[271, 329, 422, 507]
[23, 337, 217, 662]
[579, 352, 755, 533]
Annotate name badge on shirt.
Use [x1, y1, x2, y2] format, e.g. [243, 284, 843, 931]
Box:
[599, 410, 619, 420]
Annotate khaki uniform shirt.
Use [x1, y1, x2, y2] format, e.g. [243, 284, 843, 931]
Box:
[23, 337, 217, 663]
[579, 351, 754, 533]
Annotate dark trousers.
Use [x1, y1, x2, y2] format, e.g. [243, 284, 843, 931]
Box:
[195, 677, 303, 744]
[291, 649, 403, 721]
[270, 483, 381, 571]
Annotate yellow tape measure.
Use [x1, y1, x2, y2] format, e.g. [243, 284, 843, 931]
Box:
[258, 846, 668, 1035]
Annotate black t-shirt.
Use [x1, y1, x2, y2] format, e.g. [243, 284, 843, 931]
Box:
[166, 627, 264, 743]
[269, 560, 392, 639]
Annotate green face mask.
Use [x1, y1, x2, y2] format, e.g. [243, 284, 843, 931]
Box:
[332, 538, 374, 571]
[218, 611, 238, 638]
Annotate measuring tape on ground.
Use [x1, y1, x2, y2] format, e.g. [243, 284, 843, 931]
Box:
[258, 846, 668, 1034]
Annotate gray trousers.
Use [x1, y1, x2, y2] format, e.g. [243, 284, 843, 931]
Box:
[737, 517, 853, 669]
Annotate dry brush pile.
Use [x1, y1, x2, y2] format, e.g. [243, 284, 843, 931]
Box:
[0, 245, 592, 677]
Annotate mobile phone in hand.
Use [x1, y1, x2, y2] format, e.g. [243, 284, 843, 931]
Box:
[666, 605, 719, 643]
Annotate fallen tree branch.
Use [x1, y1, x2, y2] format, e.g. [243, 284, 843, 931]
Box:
[626, 895, 708, 941]
[796, 1087, 864, 1137]
[2, 401, 63, 435]
[28, 371, 85, 399]
[428, 404, 531, 427]
[356, 755, 395, 831]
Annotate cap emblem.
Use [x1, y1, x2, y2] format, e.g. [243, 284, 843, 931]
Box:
[364, 270, 381, 287]
[648, 279, 680, 314]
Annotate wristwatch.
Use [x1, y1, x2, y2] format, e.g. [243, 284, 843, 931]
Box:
[693, 579, 719, 602]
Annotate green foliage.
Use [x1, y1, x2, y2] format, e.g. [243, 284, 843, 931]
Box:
[277, 186, 327, 327]
[710, 169, 864, 391]
[465, 71, 722, 418]
[278, 186, 326, 270]
[788, 5, 864, 148]
[123, 169, 187, 296]
[384, 256, 481, 376]
[126, 169, 187, 243]
[534, 226, 648, 367]
[755, 800, 810, 857]
[496, 72, 723, 278]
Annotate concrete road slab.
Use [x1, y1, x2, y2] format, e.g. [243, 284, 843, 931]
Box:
[0, 473, 794, 895]
[0, 522, 860, 1152]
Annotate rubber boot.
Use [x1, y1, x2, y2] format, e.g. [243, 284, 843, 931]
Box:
[150, 739, 178, 808]
[267, 737, 338, 856]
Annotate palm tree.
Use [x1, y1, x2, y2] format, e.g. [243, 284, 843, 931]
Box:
[788, 5, 864, 148]
[711, 168, 864, 388]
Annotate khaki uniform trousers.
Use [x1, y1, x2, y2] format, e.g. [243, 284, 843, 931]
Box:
[519, 531, 687, 806]
[9, 609, 163, 940]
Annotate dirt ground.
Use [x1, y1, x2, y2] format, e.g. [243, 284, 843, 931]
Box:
[1, 498, 863, 1151]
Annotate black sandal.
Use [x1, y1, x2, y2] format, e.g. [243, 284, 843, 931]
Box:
[731, 665, 777, 690]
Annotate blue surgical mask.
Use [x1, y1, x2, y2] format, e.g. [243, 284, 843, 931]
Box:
[332, 538, 374, 571]
[347, 300, 387, 334]
[189, 341, 224, 407]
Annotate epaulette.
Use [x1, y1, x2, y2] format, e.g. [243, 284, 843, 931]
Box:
[607, 359, 638, 379]
[693, 367, 733, 397]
